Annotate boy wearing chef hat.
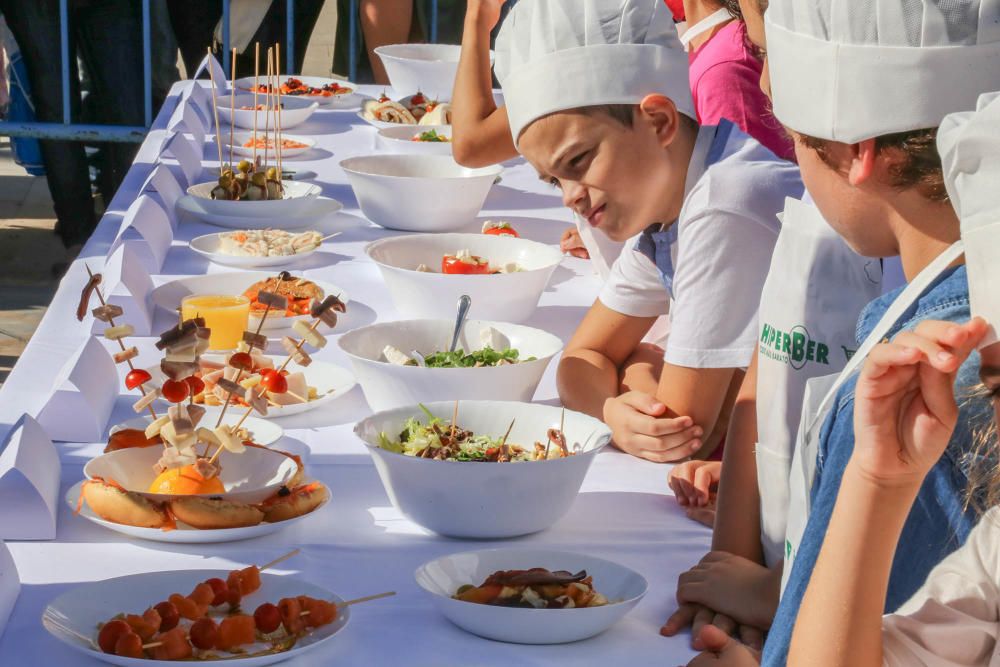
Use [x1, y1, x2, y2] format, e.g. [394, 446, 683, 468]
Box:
[681, 0, 1000, 664]
[494, 0, 803, 463]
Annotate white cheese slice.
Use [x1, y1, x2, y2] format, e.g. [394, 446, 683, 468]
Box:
[382, 345, 414, 366]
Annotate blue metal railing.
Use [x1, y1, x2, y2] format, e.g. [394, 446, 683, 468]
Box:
[0, 0, 444, 143]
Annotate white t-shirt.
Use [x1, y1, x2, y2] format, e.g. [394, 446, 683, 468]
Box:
[599, 124, 803, 369]
[881, 506, 1000, 666]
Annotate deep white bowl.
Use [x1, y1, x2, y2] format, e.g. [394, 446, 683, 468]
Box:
[415, 548, 648, 644]
[375, 43, 491, 100]
[233, 74, 361, 109]
[338, 319, 563, 411]
[84, 444, 297, 504]
[375, 124, 453, 156]
[341, 155, 501, 231]
[217, 93, 318, 129]
[354, 400, 611, 538]
[186, 179, 321, 219]
[365, 233, 562, 322]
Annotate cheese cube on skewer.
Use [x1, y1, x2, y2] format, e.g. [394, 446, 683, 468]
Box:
[104, 324, 135, 340]
[292, 320, 326, 348]
[144, 415, 170, 439]
[113, 347, 139, 364]
[214, 425, 246, 454]
[132, 388, 160, 413]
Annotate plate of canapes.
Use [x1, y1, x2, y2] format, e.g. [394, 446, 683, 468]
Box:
[227, 131, 317, 159]
[357, 91, 453, 129]
[42, 554, 394, 665]
[75, 279, 344, 542]
[234, 74, 361, 109]
[189, 229, 327, 269]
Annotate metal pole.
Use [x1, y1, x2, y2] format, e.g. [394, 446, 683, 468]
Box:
[0, 121, 147, 142]
[349, 0, 358, 82]
[222, 0, 231, 75]
[286, 0, 295, 74]
[60, 0, 70, 124]
[142, 0, 152, 127]
[430, 0, 438, 42]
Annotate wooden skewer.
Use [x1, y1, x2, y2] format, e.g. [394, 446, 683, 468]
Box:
[84, 264, 159, 422]
[449, 400, 459, 440]
[338, 591, 396, 609]
[213, 302, 273, 429]
[319, 232, 342, 243]
[262, 48, 273, 197]
[229, 48, 236, 168]
[252, 42, 260, 167]
[498, 418, 515, 462]
[259, 548, 300, 571]
[544, 408, 566, 460]
[275, 43, 283, 190]
[205, 47, 224, 176]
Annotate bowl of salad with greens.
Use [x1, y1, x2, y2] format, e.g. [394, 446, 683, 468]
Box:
[353, 400, 611, 537]
[376, 124, 453, 156]
[337, 319, 563, 412]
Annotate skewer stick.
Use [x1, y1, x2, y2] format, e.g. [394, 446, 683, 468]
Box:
[205, 47, 224, 175]
[259, 548, 300, 571]
[252, 42, 260, 167]
[338, 591, 396, 609]
[262, 48, 272, 197]
[498, 418, 515, 462]
[50, 619, 98, 649]
[84, 264, 158, 422]
[319, 232, 342, 243]
[214, 302, 272, 429]
[229, 48, 236, 168]
[275, 43, 283, 186]
[449, 400, 459, 440]
[544, 408, 566, 460]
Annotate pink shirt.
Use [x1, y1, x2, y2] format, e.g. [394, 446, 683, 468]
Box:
[688, 20, 794, 161]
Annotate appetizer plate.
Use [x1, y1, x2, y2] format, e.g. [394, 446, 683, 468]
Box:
[66, 481, 330, 544]
[43, 569, 348, 666]
[217, 93, 318, 129]
[176, 194, 344, 230]
[374, 44, 491, 100]
[189, 231, 322, 269]
[233, 74, 361, 109]
[354, 400, 611, 538]
[186, 180, 321, 219]
[375, 124, 453, 156]
[415, 548, 647, 644]
[338, 319, 563, 411]
[112, 415, 283, 447]
[149, 271, 349, 333]
[365, 233, 562, 322]
[341, 155, 502, 232]
[227, 130, 318, 159]
[354, 111, 420, 131]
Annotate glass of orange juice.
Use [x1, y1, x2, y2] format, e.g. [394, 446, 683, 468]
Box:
[181, 295, 250, 350]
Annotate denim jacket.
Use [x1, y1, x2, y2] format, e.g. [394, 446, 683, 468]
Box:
[762, 265, 994, 666]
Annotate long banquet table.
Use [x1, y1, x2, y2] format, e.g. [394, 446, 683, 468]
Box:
[0, 81, 710, 665]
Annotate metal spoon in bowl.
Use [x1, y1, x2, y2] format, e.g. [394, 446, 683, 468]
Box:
[448, 294, 473, 353]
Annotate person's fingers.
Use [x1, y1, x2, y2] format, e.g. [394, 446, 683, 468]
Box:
[659, 603, 697, 636]
[712, 613, 737, 637]
[862, 343, 921, 382]
[639, 442, 701, 463]
[699, 551, 733, 564]
[690, 605, 716, 650]
[915, 355, 961, 428]
[685, 506, 716, 528]
[569, 247, 590, 259]
[671, 476, 697, 506]
[620, 391, 667, 416]
[646, 415, 696, 436]
[696, 621, 733, 653]
[893, 331, 960, 373]
[692, 464, 719, 502]
[739, 624, 764, 651]
[676, 568, 705, 589]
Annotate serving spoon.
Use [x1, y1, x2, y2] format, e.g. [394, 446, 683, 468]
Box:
[448, 294, 473, 353]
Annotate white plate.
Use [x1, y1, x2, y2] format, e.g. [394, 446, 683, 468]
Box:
[189, 231, 322, 269]
[226, 130, 317, 159]
[354, 111, 421, 131]
[67, 480, 329, 543]
[149, 271, 349, 333]
[233, 74, 361, 109]
[375, 124, 453, 156]
[415, 548, 646, 644]
[111, 415, 283, 447]
[217, 93, 318, 130]
[176, 194, 344, 230]
[43, 569, 348, 666]
[187, 180, 320, 219]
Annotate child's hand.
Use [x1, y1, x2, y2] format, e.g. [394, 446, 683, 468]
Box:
[853, 318, 987, 489]
[560, 227, 591, 259]
[602, 391, 702, 462]
[676, 552, 779, 631]
[669, 460, 721, 507]
[686, 625, 761, 666]
[466, 0, 508, 32]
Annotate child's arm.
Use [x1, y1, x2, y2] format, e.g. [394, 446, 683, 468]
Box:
[451, 0, 518, 167]
[789, 319, 987, 667]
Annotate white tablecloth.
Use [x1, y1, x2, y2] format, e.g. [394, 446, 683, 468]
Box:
[0, 82, 709, 664]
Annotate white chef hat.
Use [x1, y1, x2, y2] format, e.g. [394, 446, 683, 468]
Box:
[494, 0, 694, 147]
[938, 90, 1000, 347]
[765, 0, 1000, 144]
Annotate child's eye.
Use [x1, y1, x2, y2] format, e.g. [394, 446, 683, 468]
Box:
[569, 150, 591, 169]
[547, 177, 562, 190]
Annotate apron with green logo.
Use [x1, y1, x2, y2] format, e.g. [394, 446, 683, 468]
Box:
[781, 240, 965, 590]
[755, 197, 882, 567]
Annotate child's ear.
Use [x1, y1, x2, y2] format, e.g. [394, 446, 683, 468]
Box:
[848, 138, 877, 187]
[639, 94, 681, 149]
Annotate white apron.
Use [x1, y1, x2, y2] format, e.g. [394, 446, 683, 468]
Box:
[754, 197, 883, 567]
[781, 241, 966, 592]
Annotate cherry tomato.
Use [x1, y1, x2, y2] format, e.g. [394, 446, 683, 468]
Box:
[484, 224, 519, 238]
[441, 255, 491, 275]
[185, 375, 205, 397]
[205, 578, 228, 606]
[189, 617, 219, 650]
[262, 371, 288, 394]
[228, 352, 254, 371]
[153, 601, 180, 631]
[125, 368, 152, 391]
[253, 602, 282, 634]
[161, 379, 190, 403]
[411, 92, 425, 105]
[98, 619, 132, 654]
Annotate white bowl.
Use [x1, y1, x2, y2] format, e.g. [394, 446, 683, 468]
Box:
[375, 124, 453, 156]
[354, 400, 611, 537]
[189, 230, 322, 268]
[84, 444, 297, 504]
[375, 43, 492, 100]
[217, 93, 318, 129]
[233, 74, 361, 108]
[341, 155, 501, 232]
[415, 548, 647, 644]
[227, 130, 317, 159]
[176, 194, 344, 230]
[44, 569, 349, 665]
[365, 233, 562, 322]
[186, 179, 321, 219]
[338, 319, 562, 411]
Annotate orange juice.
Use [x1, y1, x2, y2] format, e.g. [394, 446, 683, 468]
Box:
[181, 295, 249, 350]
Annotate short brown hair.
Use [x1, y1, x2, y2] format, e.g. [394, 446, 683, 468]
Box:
[582, 104, 698, 136]
[798, 128, 948, 202]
